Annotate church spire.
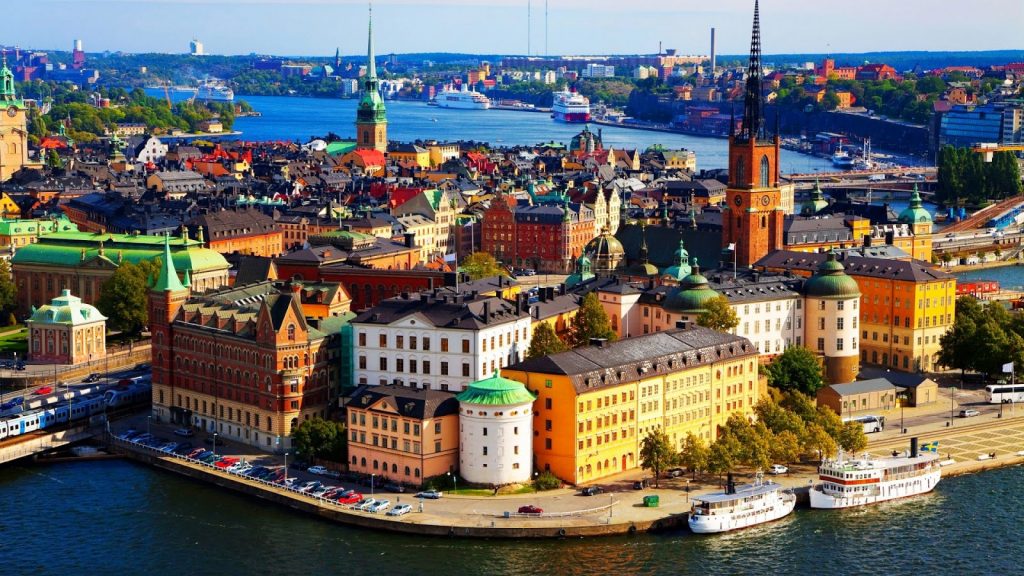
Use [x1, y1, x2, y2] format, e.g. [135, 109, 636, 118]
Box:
[0, 49, 18, 103]
[154, 233, 185, 292]
[355, 1, 387, 152]
[366, 2, 377, 80]
[741, 0, 764, 142]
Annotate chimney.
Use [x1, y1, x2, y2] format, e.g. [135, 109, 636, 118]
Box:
[482, 301, 491, 323]
[885, 231, 895, 246]
[404, 232, 416, 248]
[910, 437, 918, 458]
[545, 286, 555, 301]
[726, 472, 736, 495]
[863, 234, 872, 248]
[676, 320, 688, 330]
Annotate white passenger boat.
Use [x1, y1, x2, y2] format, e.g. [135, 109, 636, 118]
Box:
[809, 438, 941, 509]
[688, 473, 796, 534]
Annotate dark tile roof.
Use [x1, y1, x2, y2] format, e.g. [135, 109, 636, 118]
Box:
[353, 292, 529, 330]
[616, 224, 723, 270]
[347, 384, 459, 420]
[755, 250, 954, 283]
[508, 327, 755, 394]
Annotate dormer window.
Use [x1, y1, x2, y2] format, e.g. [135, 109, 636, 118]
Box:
[287, 324, 296, 340]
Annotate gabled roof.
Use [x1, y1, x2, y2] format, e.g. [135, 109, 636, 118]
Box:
[347, 384, 459, 420]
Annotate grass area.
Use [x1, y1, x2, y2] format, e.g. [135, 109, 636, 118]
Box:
[444, 484, 538, 497]
[0, 327, 27, 354]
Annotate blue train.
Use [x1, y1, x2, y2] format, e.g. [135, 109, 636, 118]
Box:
[0, 382, 151, 441]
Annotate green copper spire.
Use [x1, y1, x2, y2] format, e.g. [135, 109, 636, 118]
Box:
[0, 51, 21, 105]
[898, 183, 932, 225]
[182, 268, 191, 288]
[357, 3, 386, 124]
[154, 233, 186, 292]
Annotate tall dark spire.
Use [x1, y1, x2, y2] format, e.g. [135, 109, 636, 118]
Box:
[741, 0, 764, 142]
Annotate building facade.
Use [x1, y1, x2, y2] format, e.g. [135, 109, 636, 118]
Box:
[0, 57, 30, 182]
[27, 289, 106, 365]
[456, 371, 536, 486]
[355, 9, 387, 153]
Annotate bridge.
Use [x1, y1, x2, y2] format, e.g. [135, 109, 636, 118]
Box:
[0, 422, 103, 465]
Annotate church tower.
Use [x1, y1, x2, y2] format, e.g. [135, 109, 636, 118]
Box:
[721, 0, 784, 268]
[0, 52, 29, 182]
[355, 4, 388, 153]
[149, 233, 190, 424]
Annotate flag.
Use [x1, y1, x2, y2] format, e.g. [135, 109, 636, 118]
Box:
[727, 243, 736, 251]
[921, 441, 939, 453]
[1003, 362, 1014, 373]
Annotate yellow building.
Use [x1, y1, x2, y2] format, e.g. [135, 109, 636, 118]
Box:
[0, 192, 20, 218]
[425, 141, 460, 168]
[757, 250, 955, 372]
[503, 326, 762, 485]
[389, 143, 430, 168]
[0, 58, 32, 182]
[0, 215, 79, 249]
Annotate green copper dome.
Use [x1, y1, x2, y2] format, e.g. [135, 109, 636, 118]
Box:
[898, 185, 932, 225]
[665, 259, 720, 313]
[662, 239, 692, 281]
[565, 253, 595, 288]
[801, 179, 829, 216]
[803, 252, 861, 299]
[27, 289, 106, 326]
[455, 370, 536, 406]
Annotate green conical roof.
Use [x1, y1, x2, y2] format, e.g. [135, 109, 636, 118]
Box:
[801, 178, 829, 215]
[455, 370, 536, 406]
[662, 239, 692, 281]
[565, 253, 595, 288]
[665, 259, 720, 312]
[356, 5, 387, 124]
[803, 252, 861, 299]
[0, 53, 23, 107]
[898, 184, 932, 225]
[154, 233, 186, 292]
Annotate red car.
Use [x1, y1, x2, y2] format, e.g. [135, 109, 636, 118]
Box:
[338, 492, 363, 504]
[518, 505, 543, 514]
[33, 386, 53, 395]
[214, 460, 232, 469]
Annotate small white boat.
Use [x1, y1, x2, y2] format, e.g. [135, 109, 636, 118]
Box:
[688, 473, 795, 534]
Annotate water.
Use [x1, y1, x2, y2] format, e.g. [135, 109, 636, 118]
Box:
[1, 459, 1021, 575]
[957, 265, 1024, 290]
[189, 94, 837, 174]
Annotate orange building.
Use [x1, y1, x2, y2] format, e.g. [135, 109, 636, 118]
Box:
[186, 208, 284, 258]
[346, 384, 460, 486]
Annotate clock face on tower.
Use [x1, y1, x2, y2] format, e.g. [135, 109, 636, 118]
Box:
[734, 195, 743, 207]
[6, 107, 16, 118]
[761, 195, 771, 207]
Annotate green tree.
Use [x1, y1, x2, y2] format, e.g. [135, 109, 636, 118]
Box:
[461, 251, 506, 280]
[639, 428, 678, 488]
[771, 430, 802, 465]
[291, 416, 346, 461]
[96, 260, 157, 334]
[707, 434, 740, 480]
[696, 295, 740, 332]
[802, 422, 838, 461]
[763, 346, 827, 395]
[45, 149, 63, 170]
[679, 432, 709, 480]
[754, 396, 806, 437]
[533, 470, 561, 491]
[836, 421, 869, 453]
[567, 292, 617, 348]
[526, 321, 568, 359]
[0, 260, 16, 325]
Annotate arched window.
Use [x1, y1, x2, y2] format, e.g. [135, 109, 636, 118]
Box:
[404, 466, 410, 476]
[760, 155, 770, 188]
[287, 324, 296, 341]
[735, 155, 745, 185]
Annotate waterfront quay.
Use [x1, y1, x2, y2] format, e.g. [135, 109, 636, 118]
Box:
[106, 397, 1024, 540]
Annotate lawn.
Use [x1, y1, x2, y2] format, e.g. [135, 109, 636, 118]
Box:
[0, 327, 27, 354]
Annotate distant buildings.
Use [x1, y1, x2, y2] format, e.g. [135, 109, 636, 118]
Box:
[938, 103, 1023, 148]
[190, 38, 205, 56]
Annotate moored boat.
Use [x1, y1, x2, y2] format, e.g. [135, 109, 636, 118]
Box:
[688, 473, 796, 534]
[809, 437, 941, 509]
[552, 88, 591, 123]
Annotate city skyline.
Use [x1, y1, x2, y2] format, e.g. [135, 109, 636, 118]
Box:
[6, 0, 1022, 58]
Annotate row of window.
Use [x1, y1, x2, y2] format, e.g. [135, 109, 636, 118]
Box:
[351, 456, 422, 479]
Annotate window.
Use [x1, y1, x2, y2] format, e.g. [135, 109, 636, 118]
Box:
[817, 337, 825, 352]
[410, 336, 417, 350]
[837, 338, 844, 351]
[837, 317, 844, 330]
[435, 441, 441, 453]
[483, 447, 488, 456]
[441, 338, 448, 352]
[358, 332, 366, 346]
[462, 340, 470, 353]
[358, 356, 366, 369]
[379, 334, 387, 347]
[545, 438, 552, 450]
[483, 427, 488, 436]
[441, 362, 449, 376]
[422, 338, 430, 351]
[760, 155, 770, 188]
[434, 422, 441, 434]
[837, 301, 845, 310]
[423, 361, 431, 374]
[396, 335, 404, 349]
[545, 420, 552, 431]
[379, 357, 388, 370]
[544, 398, 552, 410]
[462, 363, 470, 377]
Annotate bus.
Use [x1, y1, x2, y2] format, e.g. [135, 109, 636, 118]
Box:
[842, 415, 886, 433]
[985, 383, 1024, 404]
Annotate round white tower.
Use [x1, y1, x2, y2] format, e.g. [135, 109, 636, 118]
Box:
[456, 370, 536, 486]
[804, 252, 861, 384]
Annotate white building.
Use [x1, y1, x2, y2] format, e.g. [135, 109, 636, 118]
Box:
[352, 291, 533, 392]
[134, 136, 168, 164]
[542, 70, 557, 85]
[582, 63, 615, 78]
[190, 38, 204, 56]
[802, 253, 861, 383]
[456, 371, 536, 485]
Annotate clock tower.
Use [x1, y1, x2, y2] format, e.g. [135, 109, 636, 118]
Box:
[355, 4, 388, 153]
[721, 0, 783, 268]
[0, 52, 29, 183]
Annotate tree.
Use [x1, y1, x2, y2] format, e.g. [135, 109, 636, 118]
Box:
[837, 421, 868, 454]
[567, 292, 617, 347]
[533, 470, 561, 491]
[291, 416, 346, 461]
[0, 260, 16, 325]
[938, 297, 982, 376]
[771, 430, 803, 465]
[707, 434, 740, 480]
[679, 432, 709, 480]
[754, 397, 806, 437]
[461, 252, 506, 280]
[526, 322, 568, 359]
[45, 149, 63, 170]
[96, 260, 156, 334]
[639, 428, 678, 488]
[802, 422, 837, 461]
[763, 346, 827, 395]
[696, 295, 739, 332]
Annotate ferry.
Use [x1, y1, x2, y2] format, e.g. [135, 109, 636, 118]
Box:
[551, 88, 591, 123]
[197, 81, 234, 102]
[831, 145, 855, 169]
[809, 438, 941, 509]
[688, 473, 796, 534]
[435, 85, 491, 110]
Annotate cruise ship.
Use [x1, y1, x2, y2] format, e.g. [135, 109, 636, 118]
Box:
[435, 85, 491, 110]
[831, 145, 855, 169]
[688, 473, 796, 534]
[809, 438, 941, 509]
[551, 88, 591, 123]
[197, 81, 234, 102]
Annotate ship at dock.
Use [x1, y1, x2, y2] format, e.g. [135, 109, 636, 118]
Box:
[688, 472, 796, 534]
[434, 85, 491, 110]
[551, 88, 591, 123]
[810, 437, 942, 509]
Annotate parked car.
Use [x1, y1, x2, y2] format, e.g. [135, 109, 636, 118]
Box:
[297, 481, 321, 493]
[354, 498, 377, 511]
[368, 499, 391, 514]
[632, 479, 649, 490]
[581, 486, 604, 496]
[33, 386, 53, 395]
[311, 485, 333, 497]
[307, 465, 329, 475]
[83, 373, 100, 383]
[186, 448, 206, 459]
[173, 428, 194, 438]
[383, 482, 405, 493]
[518, 505, 543, 514]
[665, 468, 685, 478]
[387, 504, 413, 517]
[769, 464, 789, 475]
[338, 492, 363, 504]
[960, 409, 981, 418]
[415, 490, 443, 499]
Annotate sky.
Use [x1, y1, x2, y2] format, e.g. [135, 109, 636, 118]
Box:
[5, 0, 1022, 58]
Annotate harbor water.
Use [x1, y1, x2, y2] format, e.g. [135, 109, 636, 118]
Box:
[0, 459, 1021, 575]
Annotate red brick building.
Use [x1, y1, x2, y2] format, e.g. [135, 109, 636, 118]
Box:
[481, 198, 595, 273]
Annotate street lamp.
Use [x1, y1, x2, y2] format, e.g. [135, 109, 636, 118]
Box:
[213, 432, 219, 459]
[284, 451, 289, 481]
[949, 386, 956, 427]
[147, 415, 152, 437]
[371, 473, 376, 496]
[448, 471, 457, 494]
